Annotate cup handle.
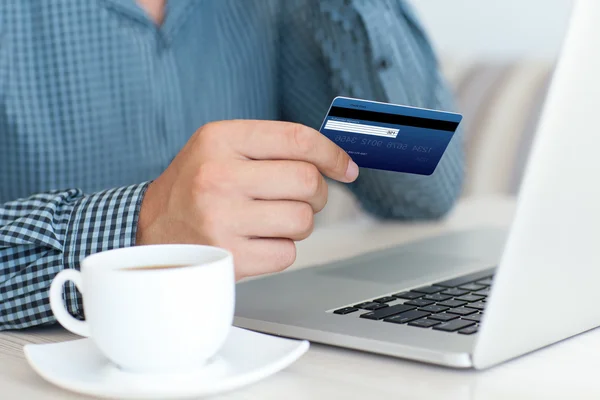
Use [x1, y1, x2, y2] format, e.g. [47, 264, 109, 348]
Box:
[49, 269, 91, 337]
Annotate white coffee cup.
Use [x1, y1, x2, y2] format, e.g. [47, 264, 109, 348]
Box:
[49, 244, 234, 374]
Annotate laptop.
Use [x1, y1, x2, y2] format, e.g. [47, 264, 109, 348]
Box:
[234, 0, 600, 369]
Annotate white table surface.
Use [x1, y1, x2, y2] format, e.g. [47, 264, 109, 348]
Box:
[4, 195, 600, 400]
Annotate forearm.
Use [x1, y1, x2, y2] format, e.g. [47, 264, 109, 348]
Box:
[0, 183, 148, 330]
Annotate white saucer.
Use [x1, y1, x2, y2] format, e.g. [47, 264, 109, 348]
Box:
[24, 327, 309, 399]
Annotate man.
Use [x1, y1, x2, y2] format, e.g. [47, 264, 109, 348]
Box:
[0, 0, 464, 330]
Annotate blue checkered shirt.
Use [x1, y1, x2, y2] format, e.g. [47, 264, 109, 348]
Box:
[0, 0, 464, 330]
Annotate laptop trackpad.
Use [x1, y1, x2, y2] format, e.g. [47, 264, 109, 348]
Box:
[319, 251, 482, 284]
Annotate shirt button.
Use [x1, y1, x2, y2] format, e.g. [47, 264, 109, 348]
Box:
[376, 58, 391, 70]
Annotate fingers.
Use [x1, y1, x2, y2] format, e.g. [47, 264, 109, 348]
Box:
[235, 200, 315, 241]
[234, 238, 297, 280]
[233, 160, 328, 213]
[220, 120, 359, 183]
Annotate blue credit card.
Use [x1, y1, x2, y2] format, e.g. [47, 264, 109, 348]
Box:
[319, 97, 462, 175]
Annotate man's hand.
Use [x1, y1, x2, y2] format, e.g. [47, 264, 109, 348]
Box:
[136, 120, 359, 280]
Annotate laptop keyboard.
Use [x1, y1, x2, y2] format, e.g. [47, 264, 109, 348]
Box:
[332, 268, 495, 335]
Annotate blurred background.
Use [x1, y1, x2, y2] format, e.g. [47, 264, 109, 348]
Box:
[412, 0, 572, 61]
[320, 0, 573, 225]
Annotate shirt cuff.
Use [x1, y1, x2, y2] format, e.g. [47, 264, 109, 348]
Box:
[62, 182, 149, 318]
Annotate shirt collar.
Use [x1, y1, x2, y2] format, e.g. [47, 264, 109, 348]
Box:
[99, 0, 200, 40]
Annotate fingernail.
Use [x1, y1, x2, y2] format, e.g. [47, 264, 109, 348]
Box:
[345, 160, 359, 181]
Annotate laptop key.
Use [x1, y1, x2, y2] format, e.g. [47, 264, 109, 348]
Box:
[354, 302, 388, 310]
[473, 288, 490, 296]
[433, 319, 476, 332]
[408, 318, 441, 328]
[412, 286, 445, 294]
[424, 293, 453, 302]
[428, 313, 459, 322]
[477, 277, 494, 286]
[393, 291, 422, 300]
[419, 305, 449, 313]
[465, 302, 486, 311]
[384, 310, 430, 324]
[463, 313, 482, 322]
[434, 268, 495, 288]
[437, 299, 467, 308]
[455, 294, 485, 303]
[441, 288, 469, 297]
[333, 307, 358, 315]
[374, 296, 397, 303]
[447, 307, 477, 316]
[360, 304, 417, 320]
[405, 298, 435, 307]
[458, 325, 479, 335]
[459, 283, 486, 291]
[365, 303, 388, 310]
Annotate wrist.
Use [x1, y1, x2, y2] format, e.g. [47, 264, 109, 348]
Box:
[136, 180, 162, 245]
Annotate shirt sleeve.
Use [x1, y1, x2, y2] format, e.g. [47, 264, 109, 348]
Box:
[0, 183, 148, 330]
[279, 0, 464, 219]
